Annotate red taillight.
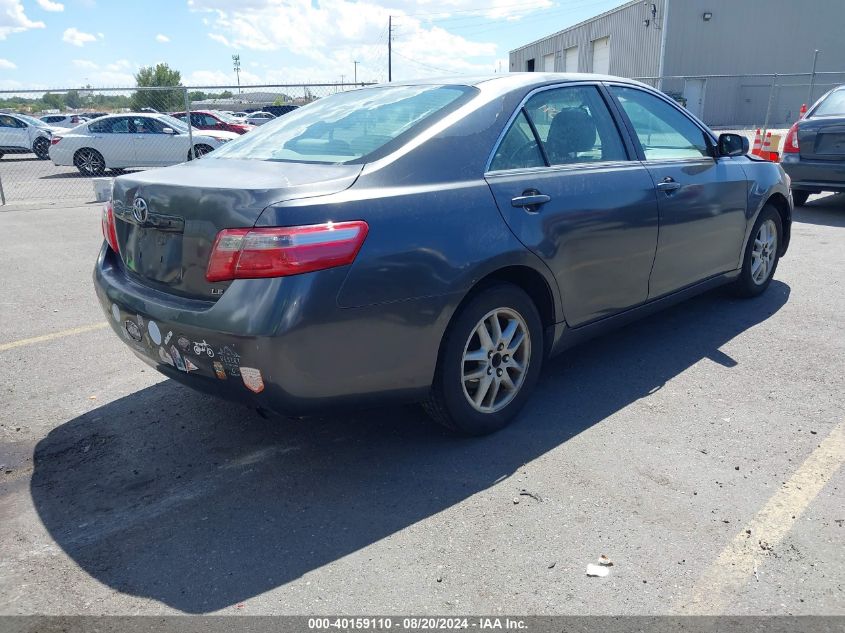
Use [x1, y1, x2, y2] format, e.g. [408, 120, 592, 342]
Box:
[206, 221, 369, 282]
[101, 201, 120, 254]
[782, 122, 800, 155]
[50, 136, 62, 145]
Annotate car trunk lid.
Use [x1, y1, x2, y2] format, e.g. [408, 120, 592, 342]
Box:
[798, 117, 845, 161]
[111, 158, 362, 300]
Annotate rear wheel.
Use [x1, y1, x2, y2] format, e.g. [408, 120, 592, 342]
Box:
[74, 148, 105, 176]
[731, 204, 782, 298]
[423, 283, 543, 435]
[189, 144, 213, 160]
[791, 189, 810, 206]
[33, 137, 50, 160]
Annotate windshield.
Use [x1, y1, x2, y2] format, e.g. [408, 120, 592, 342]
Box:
[813, 89, 845, 117]
[18, 113, 49, 128]
[209, 84, 474, 164]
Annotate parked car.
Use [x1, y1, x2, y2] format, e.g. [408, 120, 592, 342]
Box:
[243, 111, 275, 126]
[80, 111, 108, 119]
[264, 104, 299, 118]
[50, 113, 239, 175]
[780, 84, 845, 205]
[170, 110, 256, 135]
[40, 114, 88, 127]
[96, 74, 792, 435]
[0, 112, 64, 159]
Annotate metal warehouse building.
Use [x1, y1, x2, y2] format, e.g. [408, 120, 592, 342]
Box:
[509, 0, 845, 127]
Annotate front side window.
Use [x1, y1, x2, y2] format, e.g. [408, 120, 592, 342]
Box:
[210, 84, 474, 164]
[132, 117, 166, 133]
[609, 86, 709, 160]
[89, 117, 131, 134]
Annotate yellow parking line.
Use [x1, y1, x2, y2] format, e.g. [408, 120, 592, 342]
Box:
[681, 421, 844, 614]
[0, 322, 109, 352]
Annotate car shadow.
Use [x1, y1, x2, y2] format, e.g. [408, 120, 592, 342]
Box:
[30, 281, 790, 613]
[795, 193, 845, 227]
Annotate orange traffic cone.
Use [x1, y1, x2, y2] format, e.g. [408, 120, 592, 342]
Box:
[762, 132, 777, 161]
[799, 103, 807, 118]
[751, 129, 763, 156]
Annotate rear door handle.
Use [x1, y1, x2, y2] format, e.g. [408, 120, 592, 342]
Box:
[511, 193, 551, 209]
[656, 178, 682, 193]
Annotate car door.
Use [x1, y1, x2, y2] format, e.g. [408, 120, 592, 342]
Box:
[88, 117, 136, 166]
[607, 85, 748, 298]
[0, 115, 30, 149]
[485, 83, 660, 327]
[131, 116, 187, 166]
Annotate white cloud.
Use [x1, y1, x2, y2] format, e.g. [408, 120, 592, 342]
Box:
[63, 26, 97, 46]
[0, 58, 16, 69]
[0, 0, 45, 40]
[106, 59, 131, 71]
[188, 0, 550, 81]
[35, 0, 64, 11]
[155, 33, 170, 42]
[71, 58, 97, 69]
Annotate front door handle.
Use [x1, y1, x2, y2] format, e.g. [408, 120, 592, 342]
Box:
[511, 192, 551, 210]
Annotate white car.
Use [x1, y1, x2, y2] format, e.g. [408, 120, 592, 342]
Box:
[40, 114, 88, 128]
[0, 112, 64, 160]
[49, 113, 239, 175]
[244, 111, 276, 125]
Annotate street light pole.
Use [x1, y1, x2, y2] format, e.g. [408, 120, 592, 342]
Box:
[232, 54, 241, 95]
[353, 60, 359, 85]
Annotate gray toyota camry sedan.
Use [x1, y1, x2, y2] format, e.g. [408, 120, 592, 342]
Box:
[95, 73, 792, 435]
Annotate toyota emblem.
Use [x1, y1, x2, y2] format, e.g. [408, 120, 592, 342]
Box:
[132, 197, 149, 223]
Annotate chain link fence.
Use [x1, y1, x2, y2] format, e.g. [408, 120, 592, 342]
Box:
[0, 83, 372, 206]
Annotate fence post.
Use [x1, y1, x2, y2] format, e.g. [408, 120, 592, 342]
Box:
[184, 87, 194, 161]
[0, 173, 5, 206]
[807, 49, 820, 106]
[762, 74, 777, 138]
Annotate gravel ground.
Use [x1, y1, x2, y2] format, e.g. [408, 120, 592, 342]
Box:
[0, 194, 843, 616]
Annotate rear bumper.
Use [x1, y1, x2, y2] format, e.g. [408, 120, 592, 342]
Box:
[94, 244, 453, 415]
[781, 154, 845, 192]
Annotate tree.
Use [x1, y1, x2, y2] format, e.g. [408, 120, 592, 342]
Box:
[132, 63, 183, 112]
[219, 90, 233, 99]
[188, 90, 207, 102]
[64, 90, 82, 109]
[42, 92, 64, 111]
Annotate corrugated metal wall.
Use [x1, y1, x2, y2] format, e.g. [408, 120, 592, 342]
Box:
[509, 0, 665, 77]
[509, 0, 845, 126]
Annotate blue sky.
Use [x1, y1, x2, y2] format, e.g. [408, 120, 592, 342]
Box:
[0, 0, 622, 90]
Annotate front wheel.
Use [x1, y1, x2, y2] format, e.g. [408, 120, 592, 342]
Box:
[731, 204, 782, 298]
[423, 283, 543, 435]
[33, 137, 50, 160]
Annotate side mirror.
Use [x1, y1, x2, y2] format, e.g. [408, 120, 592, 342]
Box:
[718, 133, 749, 157]
[162, 127, 176, 135]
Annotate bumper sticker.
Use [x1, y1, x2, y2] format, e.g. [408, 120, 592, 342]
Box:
[164, 330, 173, 345]
[218, 345, 241, 377]
[158, 347, 174, 366]
[124, 319, 143, 343]
[192, 340, 215, 358]
[240, 367, 264, 393]
[170, 345, 186, 372]
[184, 358, 199, 372]
[148, 320, 162, 346]
[111, 304, 120, 323]
[213, 361, 227, 380]
[177, 336, 191, 352]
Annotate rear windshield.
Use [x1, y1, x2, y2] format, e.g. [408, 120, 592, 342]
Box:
[812, 89, 845, 117]
[209, 84, 475, 164]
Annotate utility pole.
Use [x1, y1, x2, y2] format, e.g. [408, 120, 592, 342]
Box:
[232, 54, 241, 95]
[807, 49, 820, 105]
[353, 60, 359, 85]
[388, 16, 393, 82]
[340, 74, 345, 91]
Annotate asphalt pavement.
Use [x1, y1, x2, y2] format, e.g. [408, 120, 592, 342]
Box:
[0, 194, 842, 615]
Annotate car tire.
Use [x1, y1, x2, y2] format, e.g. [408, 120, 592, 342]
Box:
[189, 144, 213, 160]
[423, 283, 543, 435]
[791, 189, 810, 206]
[33, 137, 50, 160]
[731, 204, 783, 298]
[73, 148, 105, 176]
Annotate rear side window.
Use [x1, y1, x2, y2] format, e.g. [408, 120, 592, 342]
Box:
[524, 85, 627, 165]
[812, 89, 845, 117]
[610, 86, 709, 160]
[489, 111, 544, 171]
[210, 85, 475, 164]
[489, 84, 627, 171]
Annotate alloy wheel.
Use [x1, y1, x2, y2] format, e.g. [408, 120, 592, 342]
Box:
[76, 149, 104, 175]
[461, 307, 531, 413]
[751, 219, 777, 285]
